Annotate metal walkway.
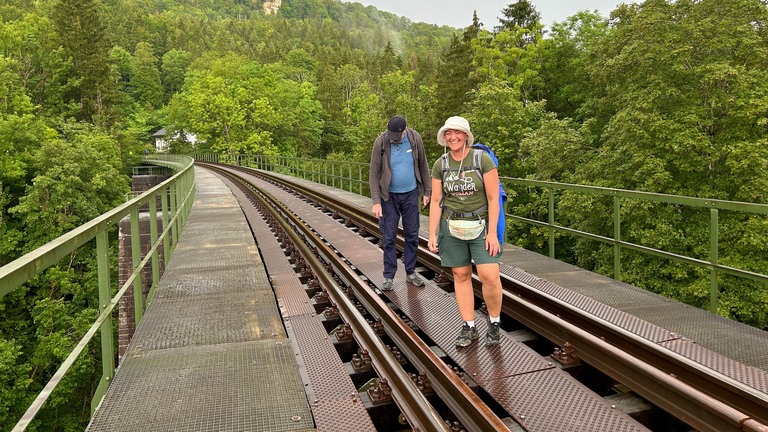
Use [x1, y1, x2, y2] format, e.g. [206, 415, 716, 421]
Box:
[86, 168, 314, 432]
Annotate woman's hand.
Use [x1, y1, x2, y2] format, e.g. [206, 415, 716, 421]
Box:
[485, 233, 500, 257]
[428, 234, 439, 253]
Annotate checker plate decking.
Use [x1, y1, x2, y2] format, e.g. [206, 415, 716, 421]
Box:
[87, 341, 313, 432]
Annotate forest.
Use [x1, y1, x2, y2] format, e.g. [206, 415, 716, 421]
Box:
[1, 0, 767, 429]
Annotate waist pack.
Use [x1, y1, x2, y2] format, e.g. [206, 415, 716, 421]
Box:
[447, 218, 486, 240]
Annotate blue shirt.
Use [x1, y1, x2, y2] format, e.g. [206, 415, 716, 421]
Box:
[388, 134, 417, 193]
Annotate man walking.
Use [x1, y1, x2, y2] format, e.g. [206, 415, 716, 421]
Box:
[369, 116, 431, 291]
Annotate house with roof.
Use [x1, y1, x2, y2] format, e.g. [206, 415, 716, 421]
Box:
[151, 127, 198, 153]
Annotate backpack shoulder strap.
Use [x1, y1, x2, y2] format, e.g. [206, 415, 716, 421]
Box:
[472, 148, 484, 179]
[440, 153, 450, 178]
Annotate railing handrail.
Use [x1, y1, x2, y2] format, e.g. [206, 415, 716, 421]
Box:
[2, 154, 195, 431]
[506, 177, 768, 214]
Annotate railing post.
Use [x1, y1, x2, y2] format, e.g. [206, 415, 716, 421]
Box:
[358, 165, 363, 195]
[148, 196, 160, 301]
[169, 183, 179, 250]
[548, 187, 555, 258]
[130, 208, 143, 324]
[93, 231, 115, 413]
[614, 196, 622, 281]
[709, 208, 719, 313]
[161, 186, 171, 265]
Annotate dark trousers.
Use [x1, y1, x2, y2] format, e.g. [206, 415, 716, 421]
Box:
[379, 189, 420, 279]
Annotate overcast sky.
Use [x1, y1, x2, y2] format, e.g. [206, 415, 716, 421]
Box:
[340, 0, 632, 29]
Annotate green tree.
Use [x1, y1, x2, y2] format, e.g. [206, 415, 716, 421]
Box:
[131, 42, 164, 109]
[278, 48, 318, 83]
[376, 41, 402, 76]
[110, 46, 133, 85]
[0, 12, 70, 119]
[0, 337, 31, 429]
[11, 123, 129, 250]
[0, 55, 52, 264]
[538, 11, 610, 121]
[379, 70, 420, 126]
[51, 0, 118, 125]
[582, 0, 768, 197]
[434, 12, 482, 122]
[465, 77, 546, 177]
[169, 70, 250, 158]
[161, 49, 192, 101]
[495, 0, 542, 44]
[291, 82, 325, 157]
[346, 83, 383, 161]
[563, 0, 768, 325]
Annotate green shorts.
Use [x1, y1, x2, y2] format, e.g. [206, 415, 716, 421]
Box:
[437, 219, 502, 268]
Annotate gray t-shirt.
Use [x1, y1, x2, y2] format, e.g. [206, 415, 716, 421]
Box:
[431, 150, 496, 219]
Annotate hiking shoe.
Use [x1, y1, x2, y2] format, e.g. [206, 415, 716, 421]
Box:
[406, 273, 425, 287]
[381, 278, 394, 291]
[455, 323, 480, 347]
[486, 319, 501, 346]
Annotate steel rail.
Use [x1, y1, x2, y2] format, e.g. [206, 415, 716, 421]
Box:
[213, 163, 768, 432]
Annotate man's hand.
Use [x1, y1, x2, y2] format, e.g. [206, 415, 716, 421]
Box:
[372, 203, 383, 219]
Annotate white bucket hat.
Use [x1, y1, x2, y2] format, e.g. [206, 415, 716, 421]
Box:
[437, 116, 474, 147]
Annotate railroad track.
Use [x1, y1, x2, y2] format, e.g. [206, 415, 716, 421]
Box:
[200, 162, 768, 432]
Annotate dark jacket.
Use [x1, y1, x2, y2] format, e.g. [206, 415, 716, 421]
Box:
[369, 127, 431, 205]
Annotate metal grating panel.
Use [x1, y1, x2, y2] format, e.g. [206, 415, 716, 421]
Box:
[484, 369, 649, 432]
[284, 314, 361, 403]
[525, 267, 669, 310]
[154, 270, 268, 299]
[167, 247, 261, 270]
[529, 277, 677, 343]
[87, 341, 314, 432]
[260, 257, 297, 277]
[500, 263, 545, 286]
[312, 398, 376, 432]
[504, 247, 583, 274]
[283, 314, 377, 431]
[661, 337, 768, 392]
[632, 304, 768, 371]
[127, 290, 285, 352]
[449, 336, 555, 384]
[271, 272, 317, 317]
[385, 284, 555, 379]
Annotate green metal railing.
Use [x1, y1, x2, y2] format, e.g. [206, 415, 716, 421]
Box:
[196, 153, 371, 196]
[193, 154, 768, 314]
[0, 155, 195, 431]
[501, 178, 768, 313]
